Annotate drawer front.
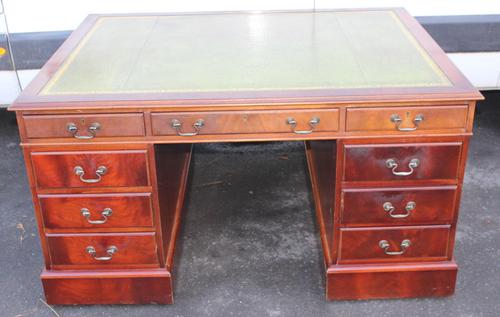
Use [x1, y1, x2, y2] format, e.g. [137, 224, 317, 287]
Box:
[343, 143, 462, 182]
[342, 186, 457, 226]
[346, 106, 468, 132]
[31, 150, 149, 189]
[39, 193, 153, 230]
[47, 233, 158, 266]
[151, 109, 339, 136]
[23, 113, 146, 139]
[339, 226, 450, 263]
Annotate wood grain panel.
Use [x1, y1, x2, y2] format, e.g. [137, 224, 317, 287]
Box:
[154, 144, 192, 270]
[39, 193, 153, 230]
[305, 140, 336, 265]
[341, 186, 457, 226]
[47, 232, 158, 266]
[31, 150, 149, 189]
[346, 105, 468, 132]
[338, 225, 450, 263]
[23, 113, 145, 138]
[343, 142, 462, 182]
[327, 262, 457, 300]
[151, 109, 339, 135]
[41, 269, 173, 304]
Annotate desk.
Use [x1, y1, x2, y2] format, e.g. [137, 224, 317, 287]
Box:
[9, 9, 482, 304]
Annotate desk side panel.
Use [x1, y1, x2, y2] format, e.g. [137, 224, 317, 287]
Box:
[153, 143, 193, 270]
[305, 140, 337, 265]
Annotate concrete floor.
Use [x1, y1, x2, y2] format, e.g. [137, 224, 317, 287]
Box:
[1, 93, 499, 317]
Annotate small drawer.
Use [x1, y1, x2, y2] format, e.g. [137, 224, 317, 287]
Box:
[343, 142, 462, 182]
[47, 232, 159, 266]
[39, 193, 153, 230]
[338, 226, 451, 264]
[23, 113, 146, 139]
[341, 186, 457, 226]
[151, 109, 339, 136]
[345, 105, 468, 133]
[31, 150, 149, 189]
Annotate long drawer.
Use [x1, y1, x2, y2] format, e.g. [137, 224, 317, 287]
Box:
[39, 193, 153, 230]
[343, 142, 462, 182]
[23, 113, 146, 139]
[151, 109, 339, 136]
[341, 186, 457, 226]
[338, 226, 451, 264]
[47, 232, 159, 266]
[345, 105, 468, 133]
[31, 150, 149, 189]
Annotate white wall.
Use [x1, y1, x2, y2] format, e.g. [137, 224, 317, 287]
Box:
[1, 0, 500, 105]
[316, 1, 500, 17]
[3, 0, 500, 33]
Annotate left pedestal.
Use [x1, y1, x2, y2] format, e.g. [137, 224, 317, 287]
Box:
[23, 143, 192, 305]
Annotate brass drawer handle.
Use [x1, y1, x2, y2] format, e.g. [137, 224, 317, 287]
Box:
[171, 119, 204, 136]
[86, 245, 118, 261]
[286, 117, 320, 134]
[390, 114, 424, 132]
[81, 207, 112, 224]
[383, 201, 415, 218]
[67, 122, 101, 139]
[74, 165, 107, 183]
[385, 158, 419, 176]
[378, 239, 411, 256]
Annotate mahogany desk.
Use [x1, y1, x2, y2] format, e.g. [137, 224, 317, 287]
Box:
[9, 9, 483, 304]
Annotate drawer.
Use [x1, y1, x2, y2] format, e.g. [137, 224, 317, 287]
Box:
[31, 150, 149, 189]
[151, 109, 339, 136]
[339, 226, 451, 264]
[47, 232, 159, 266]
[23, 113, 146, 139]
[39, 193, 153, 230]
[341, 186, 457, 226]
[343, 142, 462, 182]
[346, 105, 468, 132]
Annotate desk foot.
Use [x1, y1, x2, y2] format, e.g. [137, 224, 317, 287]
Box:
[326, 261, 457, 300]
[41, 268, 174, 304]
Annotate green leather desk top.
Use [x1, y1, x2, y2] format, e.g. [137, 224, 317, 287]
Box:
[40, 10, 452, 96]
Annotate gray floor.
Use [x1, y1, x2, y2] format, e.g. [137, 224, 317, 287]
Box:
[1, 94, 499, 317]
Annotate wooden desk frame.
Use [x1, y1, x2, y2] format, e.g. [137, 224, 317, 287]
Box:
[10, 8, 482, 304]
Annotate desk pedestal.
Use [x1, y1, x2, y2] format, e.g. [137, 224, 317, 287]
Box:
[306, 138, 467, 300]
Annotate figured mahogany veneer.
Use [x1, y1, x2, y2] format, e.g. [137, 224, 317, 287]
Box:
[31, 150, 150, 189]
[345, 105, 468, 133]
[47, 232, 159, 267]
[9, 9, 483, 305]
[39, 193, 153, 230]
[326, 262, 458, 300]
[341, 186, 457, 226]
[42, 269, 173, 304]
[338, 225, 451, 263]
[23, 113, 146, 139]
[151, 109, 339, 136]
[343, 142, 462, 182]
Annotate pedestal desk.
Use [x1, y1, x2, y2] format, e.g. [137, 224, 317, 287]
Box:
[9, 9, 483, 304]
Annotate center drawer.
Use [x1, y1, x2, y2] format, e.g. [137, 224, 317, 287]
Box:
[47, 232, 159, 267]
[39, 193, 154, 230]
[31, 150, 150, 189]
[343, 142, 462, 182]
[338, 226, 451, 264]
[151, 109, 339, 136]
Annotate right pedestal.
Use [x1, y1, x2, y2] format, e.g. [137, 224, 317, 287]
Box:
[306, 136, 468, 300]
